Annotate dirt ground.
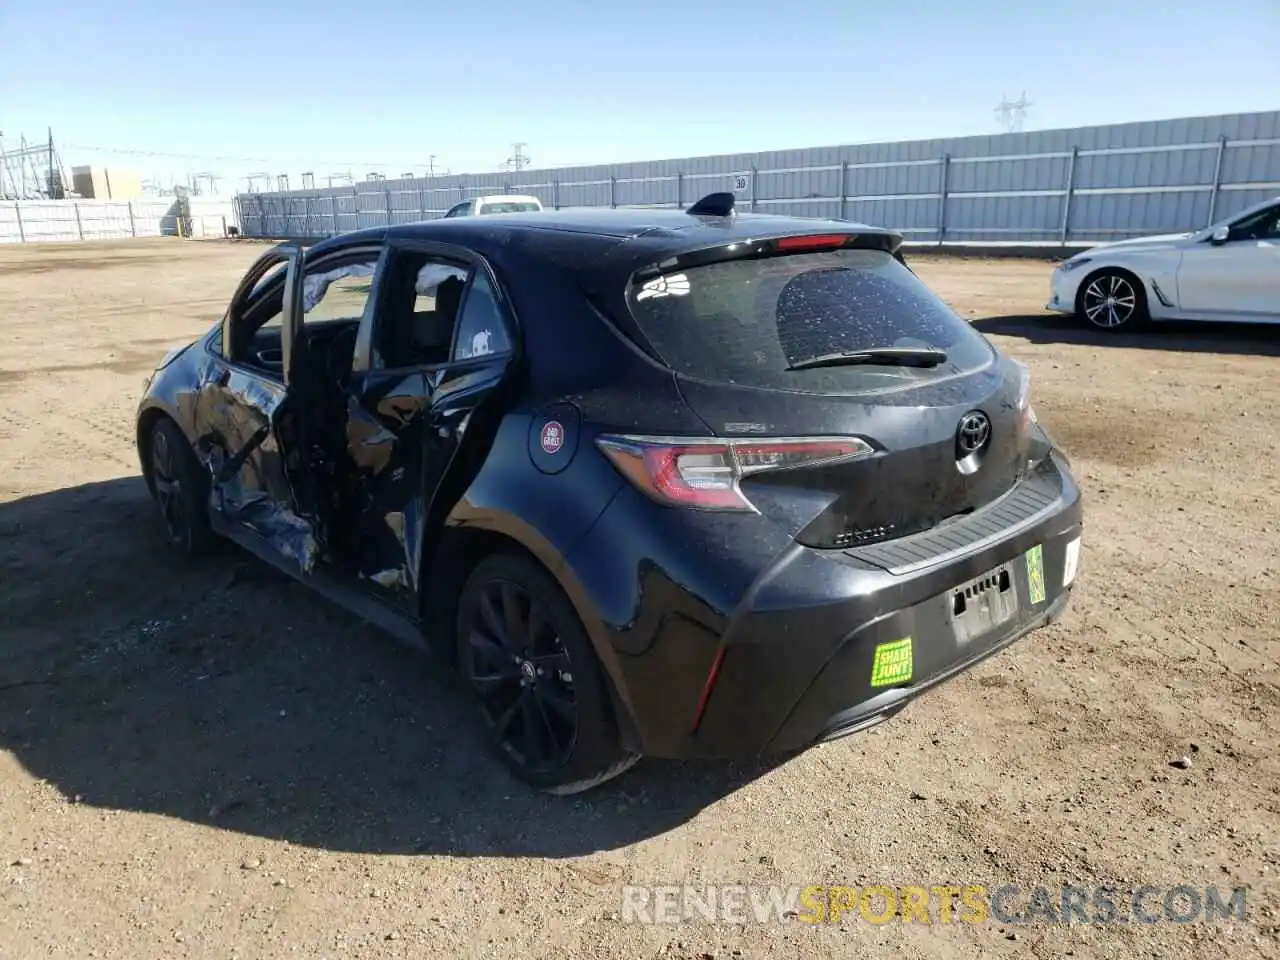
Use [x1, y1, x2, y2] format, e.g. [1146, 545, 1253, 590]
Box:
[0, 238, 1277, 960]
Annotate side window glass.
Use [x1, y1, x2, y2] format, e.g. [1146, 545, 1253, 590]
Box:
[373, 252, 469, 368]
[302, 260, 377, 324]
[247, 261, 288, 333]
[1230, 205, 1280, 242]
[1261, 209, 1280, 241]
[453, 271, 511, 361]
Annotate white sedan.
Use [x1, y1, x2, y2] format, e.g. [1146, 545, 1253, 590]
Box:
[1047, 195, 1280, 330]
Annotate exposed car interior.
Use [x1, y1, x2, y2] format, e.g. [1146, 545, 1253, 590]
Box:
[221, 249, 488, 560]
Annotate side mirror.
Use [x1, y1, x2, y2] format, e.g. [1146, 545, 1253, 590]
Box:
[1211, 225, 1230, 245]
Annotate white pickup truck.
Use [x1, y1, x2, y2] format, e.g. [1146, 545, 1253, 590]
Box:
[440, 194, 544, 218]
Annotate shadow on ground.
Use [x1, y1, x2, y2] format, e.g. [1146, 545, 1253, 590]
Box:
[974, 314, 1280, 357]
[0, 478, 779, 858]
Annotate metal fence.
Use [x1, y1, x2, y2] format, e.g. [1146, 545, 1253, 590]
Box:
[0, 196, 240, 244]
[235, 111, 1280, 245]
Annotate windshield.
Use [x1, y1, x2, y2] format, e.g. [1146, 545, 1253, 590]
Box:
[625, 248, 994, 396]
[478, 201, 541, 215]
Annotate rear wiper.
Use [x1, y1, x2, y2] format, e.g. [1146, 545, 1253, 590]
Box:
[786, 347, 949, 371]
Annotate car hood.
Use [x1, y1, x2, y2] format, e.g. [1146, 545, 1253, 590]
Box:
[1086, 231, 1196, 254]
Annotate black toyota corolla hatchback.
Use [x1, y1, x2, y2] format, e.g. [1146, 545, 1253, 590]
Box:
[136, 193, 1082, 793]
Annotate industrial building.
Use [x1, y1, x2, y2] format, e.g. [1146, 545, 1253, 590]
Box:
[70, 165, 144, 201]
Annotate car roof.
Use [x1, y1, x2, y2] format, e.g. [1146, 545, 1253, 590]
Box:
[306, 206, 900, 279]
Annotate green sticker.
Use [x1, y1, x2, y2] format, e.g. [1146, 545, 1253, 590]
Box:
[1026, 544, 1046, 605]
[870, 637, 913, 688]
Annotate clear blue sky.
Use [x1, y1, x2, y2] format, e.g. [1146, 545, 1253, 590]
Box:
[3, 0, 1277, 188]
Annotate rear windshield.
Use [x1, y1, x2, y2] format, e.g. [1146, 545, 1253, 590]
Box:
[625, 248, 993, 396]
[478, 201, 540, 215]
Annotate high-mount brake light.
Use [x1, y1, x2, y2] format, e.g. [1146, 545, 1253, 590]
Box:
[774, 234, 851, 252]
[594, 435, 874, 511]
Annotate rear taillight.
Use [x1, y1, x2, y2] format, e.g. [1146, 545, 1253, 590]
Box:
[594, 435, 874, 511]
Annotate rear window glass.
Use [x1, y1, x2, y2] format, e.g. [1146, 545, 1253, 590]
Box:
[478, 201, 540, 214]
[625, 248, 993, 396]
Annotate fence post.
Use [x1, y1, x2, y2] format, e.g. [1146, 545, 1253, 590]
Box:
[609, 176, 617, 209]
[838, 160, 848, 221]
[304, 195, 311, 237]
[553, 179, 560, 210]
[384, 186, 393, 227]
[937, 154, 951, 246]
[418, 182, 426, 220]
[73, 201, 84, 241]
[14, 202, 24, 243]
[1206, 134, 1228, 227]
[1059, 146, 1079, 244]
[750, 166, 758, 213]
[676, 172, 683, 209]
[127, 201, 136, 237]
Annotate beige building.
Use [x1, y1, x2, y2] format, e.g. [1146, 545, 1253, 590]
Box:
[70, 165, 143, 200]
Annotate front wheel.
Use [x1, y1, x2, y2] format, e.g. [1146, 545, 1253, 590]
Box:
[1076, 269, 1148, 331]
[147, 417, 213, 557]
[456, 553, 638, 794]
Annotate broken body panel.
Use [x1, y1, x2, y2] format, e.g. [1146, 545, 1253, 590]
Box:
[137, 234, 523, 647]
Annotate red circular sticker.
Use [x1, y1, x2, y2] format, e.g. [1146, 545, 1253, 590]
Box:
[539, 420, 565, 455]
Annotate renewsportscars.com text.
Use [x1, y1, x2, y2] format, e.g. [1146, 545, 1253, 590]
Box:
[620, 884, 1248, 926]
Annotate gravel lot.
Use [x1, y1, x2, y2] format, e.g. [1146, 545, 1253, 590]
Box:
[1, 238, 1277, 959]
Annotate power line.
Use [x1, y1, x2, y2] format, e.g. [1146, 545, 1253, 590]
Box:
[60, 141, 422, 170]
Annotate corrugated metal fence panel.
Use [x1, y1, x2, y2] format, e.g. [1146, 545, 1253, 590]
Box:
[232, 111, 1280, 244]
[11, 201, 81, 241]
[0, 197, 229, 243]
[0, 204, 20, 243]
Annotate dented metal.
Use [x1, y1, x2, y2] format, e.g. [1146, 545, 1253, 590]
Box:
[136, 226, 513, 626]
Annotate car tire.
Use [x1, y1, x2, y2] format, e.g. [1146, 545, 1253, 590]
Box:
[1075, 268, 1149, 331]
[147, 417, 214, 557]
[456, 552, 638, 795]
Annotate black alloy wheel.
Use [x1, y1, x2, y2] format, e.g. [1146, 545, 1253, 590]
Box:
[456, 554, 636, 793]
[464, 576, 578, 770]
[148, 418, 212, 556]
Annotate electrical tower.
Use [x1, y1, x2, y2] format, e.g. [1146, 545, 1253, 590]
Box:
[0, 128, 70, 199]
[995, 92, 1032, 133]
[502, 142, 531, 172]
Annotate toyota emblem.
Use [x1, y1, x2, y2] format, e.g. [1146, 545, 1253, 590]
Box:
[956, 411, 991, 458]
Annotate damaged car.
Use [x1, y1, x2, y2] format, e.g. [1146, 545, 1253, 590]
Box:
[136, 193, 1083, 794]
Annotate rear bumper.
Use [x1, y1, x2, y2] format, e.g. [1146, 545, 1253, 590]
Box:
[583, 451, 1082, 760]
[767, 569, 1074, 753]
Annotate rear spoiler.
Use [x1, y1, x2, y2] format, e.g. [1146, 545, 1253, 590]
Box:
[631, 230, 905, 284]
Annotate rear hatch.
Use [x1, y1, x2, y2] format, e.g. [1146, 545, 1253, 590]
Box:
[620, 238, 1035, 548]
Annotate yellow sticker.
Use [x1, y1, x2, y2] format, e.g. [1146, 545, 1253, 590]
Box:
[870, 637, 913, 688]
[1026, 544, 1046, 605]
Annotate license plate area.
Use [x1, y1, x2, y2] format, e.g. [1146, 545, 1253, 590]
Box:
[949, 561, 1018, 645]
